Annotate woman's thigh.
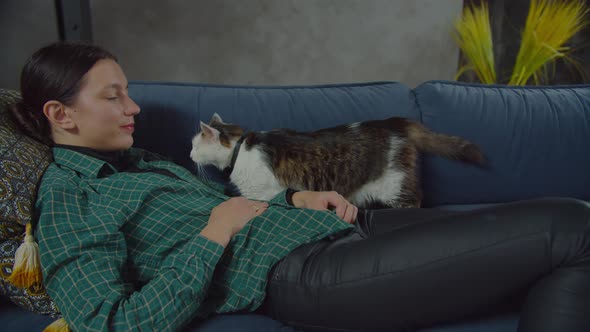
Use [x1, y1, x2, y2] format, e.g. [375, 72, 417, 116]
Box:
[265, 197, 590, 332]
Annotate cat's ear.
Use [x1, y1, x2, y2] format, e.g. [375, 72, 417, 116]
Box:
[210, 113, 224, 125]
[200, 121, 220, 141]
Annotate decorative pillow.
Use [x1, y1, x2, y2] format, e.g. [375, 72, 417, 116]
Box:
[0, 88, 58, 316]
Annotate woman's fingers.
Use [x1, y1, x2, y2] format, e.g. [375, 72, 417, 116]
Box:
[248, 201, 269, 216]
[329, 193, 356, 224]
[342, 201, 358, 224]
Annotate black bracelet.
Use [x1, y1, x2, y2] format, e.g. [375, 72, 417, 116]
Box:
[286, 188, 298, 206]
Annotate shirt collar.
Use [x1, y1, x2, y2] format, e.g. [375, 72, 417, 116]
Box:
[52, 146, 129, 178]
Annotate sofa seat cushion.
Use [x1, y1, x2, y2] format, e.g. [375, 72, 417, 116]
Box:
[419, 312, 518, 332]
[186, 313, 296, 332]
[0, 296, 295, 332]
[0, 297, 57, 330]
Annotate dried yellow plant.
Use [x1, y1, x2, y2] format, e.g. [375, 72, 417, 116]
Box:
[453, 1, 496, 84]
[509, 0, 589, 85]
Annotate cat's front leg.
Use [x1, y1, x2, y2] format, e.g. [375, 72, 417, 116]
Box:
[239, 184, 284, 202]
[231, 173, 285, 202]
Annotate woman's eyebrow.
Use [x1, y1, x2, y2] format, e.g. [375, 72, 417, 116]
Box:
[100, 84, 129, 94]
[103, 83, 127, 91]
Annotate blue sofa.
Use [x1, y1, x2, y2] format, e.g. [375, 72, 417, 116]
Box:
[2, 80, 589, 331]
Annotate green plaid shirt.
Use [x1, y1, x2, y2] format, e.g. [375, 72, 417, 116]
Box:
[35, 147, 352, 332]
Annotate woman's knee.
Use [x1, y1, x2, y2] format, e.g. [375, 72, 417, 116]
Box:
[529, 197, 589, 231]
[479, 197, 589, 234]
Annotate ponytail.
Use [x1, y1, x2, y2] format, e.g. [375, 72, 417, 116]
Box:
[8, 101, 53, 146]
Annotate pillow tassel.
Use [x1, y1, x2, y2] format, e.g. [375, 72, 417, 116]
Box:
[7, 223, 43, 288]
[43, 318, 70, 332]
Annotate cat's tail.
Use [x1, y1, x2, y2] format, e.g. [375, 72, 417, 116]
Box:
[406, 121, 485, 165]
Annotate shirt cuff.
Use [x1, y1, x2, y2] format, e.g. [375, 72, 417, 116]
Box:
[184, 234, 226, 263]
[268, 189, 298, 206]
[286, 188, 298, 206]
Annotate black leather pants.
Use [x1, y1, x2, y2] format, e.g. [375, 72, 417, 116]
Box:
[263, 198, 590, 332]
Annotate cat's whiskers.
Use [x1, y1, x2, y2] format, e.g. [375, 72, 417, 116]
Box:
[196, 163, 211, 183]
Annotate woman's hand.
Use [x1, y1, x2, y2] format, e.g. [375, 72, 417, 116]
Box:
[291, 191, 358, 224]
[201, 197, 268, 246]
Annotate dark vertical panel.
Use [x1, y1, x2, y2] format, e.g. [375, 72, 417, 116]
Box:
[552, 6, 590, 85]
[491, 0, 529, 84]
[55, 0, 93, 41]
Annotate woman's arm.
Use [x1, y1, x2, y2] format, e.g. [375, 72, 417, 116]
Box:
[291, 191, 358, 224]
[269, 189, 357, 224]
[37, 186, 266, 331]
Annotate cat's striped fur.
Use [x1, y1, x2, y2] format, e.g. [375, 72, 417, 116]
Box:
[190, 114, 484, 208]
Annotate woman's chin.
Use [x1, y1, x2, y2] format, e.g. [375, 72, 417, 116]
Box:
[122, 137, 134, 149]
[109, 137, 134, 150]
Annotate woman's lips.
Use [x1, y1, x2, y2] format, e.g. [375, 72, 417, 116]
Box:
[121, 124, 135, 132]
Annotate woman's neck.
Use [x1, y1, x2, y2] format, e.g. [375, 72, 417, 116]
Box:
[54, 144, 128, 170]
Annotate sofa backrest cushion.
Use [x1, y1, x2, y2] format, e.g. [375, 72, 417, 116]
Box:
[129, 81, 419, 170]
[415, 81, 590, 207]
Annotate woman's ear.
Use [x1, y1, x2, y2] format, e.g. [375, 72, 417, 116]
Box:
[43, 100, 76, 129]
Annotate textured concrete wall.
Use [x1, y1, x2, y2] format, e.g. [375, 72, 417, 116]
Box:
[1, 0, 463, 89]
[91, 0, 463, 87]
[0, 1, 59, 90]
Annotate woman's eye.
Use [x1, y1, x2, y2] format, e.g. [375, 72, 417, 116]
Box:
[106, 96, 118, 100]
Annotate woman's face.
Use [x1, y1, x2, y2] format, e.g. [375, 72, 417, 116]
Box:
[65, 59, 140, 151]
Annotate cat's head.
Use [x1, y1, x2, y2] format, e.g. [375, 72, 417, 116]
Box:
[190, 113, 245, 170]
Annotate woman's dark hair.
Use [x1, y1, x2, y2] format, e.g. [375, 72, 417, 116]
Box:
[10, 41, 117, 145]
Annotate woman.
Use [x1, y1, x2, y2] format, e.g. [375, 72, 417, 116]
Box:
[11, 41, 590, 332]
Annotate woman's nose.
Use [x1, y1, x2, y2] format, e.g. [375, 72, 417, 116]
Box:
[124, 95, 141, 115]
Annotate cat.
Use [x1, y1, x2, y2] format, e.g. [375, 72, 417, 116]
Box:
[190, 113, 485, 209]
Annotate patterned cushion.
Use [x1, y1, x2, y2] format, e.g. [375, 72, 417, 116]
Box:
[0, 88, 58, 316]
